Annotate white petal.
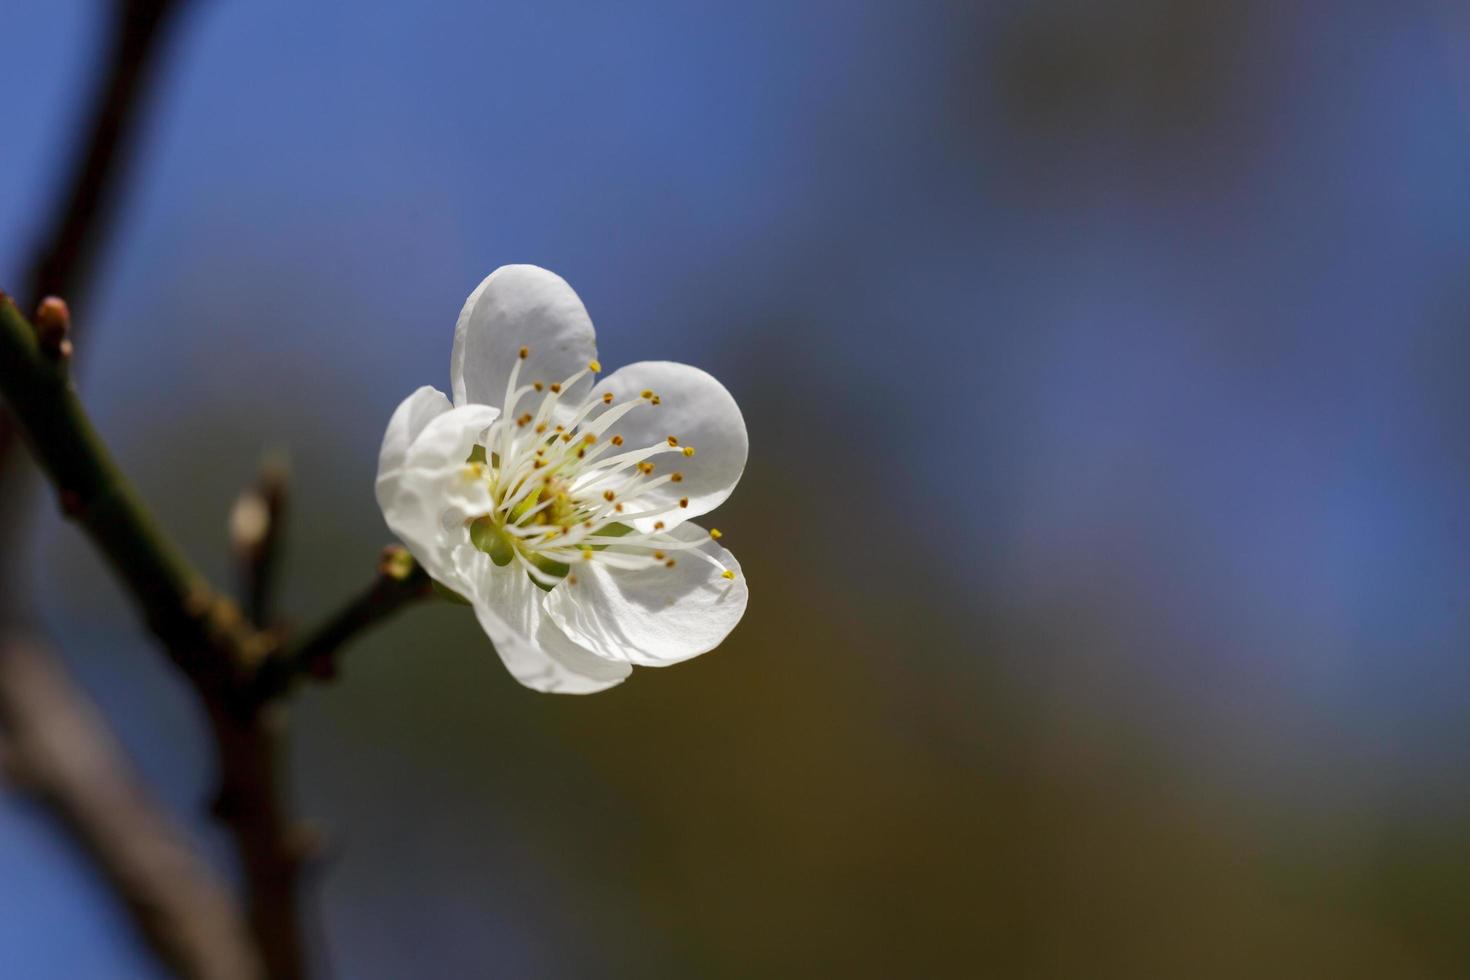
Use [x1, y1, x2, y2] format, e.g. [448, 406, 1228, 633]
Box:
[590, 361, 747, 531]
[545, 522, 747, 666]
[454, 546, 631, 694]
[377, 404, 499, 590]
[375, 386, 451, 502]
[450, 265, 599, 411]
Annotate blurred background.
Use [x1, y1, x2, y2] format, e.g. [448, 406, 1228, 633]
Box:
[3, 0, 1470, 976]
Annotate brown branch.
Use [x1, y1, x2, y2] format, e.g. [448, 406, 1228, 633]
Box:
[207, 703, 315, 980]
[0, 635, 263, 980]
[23, 0, 190, 312]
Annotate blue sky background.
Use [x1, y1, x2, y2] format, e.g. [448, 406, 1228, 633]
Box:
[4, 1, 1470, 976]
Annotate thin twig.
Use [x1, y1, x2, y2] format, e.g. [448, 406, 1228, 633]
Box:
[252, 547, 433, 703]
[0, 635, 263, 980]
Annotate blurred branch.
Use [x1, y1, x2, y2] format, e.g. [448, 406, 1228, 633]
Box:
[0, 0, 191, 594]
[231, 455, 290, 628]
[0, 636, 263, 980]
[252, 547, 433, 702]
[23, 0, 190, 312]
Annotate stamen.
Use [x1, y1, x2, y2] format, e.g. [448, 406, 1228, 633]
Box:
[710, 528, 723, 539]
[602, 392, 614, 404]
[679, 497, 689, 508]
[667, 436, 679, 446]
[682, 446, 695, 457]
[612, 435, 624, 446]
[721, 569, 736, 580]
[588, 359, 601, 372]
[518, 346, 529, 359]
[640, 389, 654, 399]
[670, 472, 683, 483]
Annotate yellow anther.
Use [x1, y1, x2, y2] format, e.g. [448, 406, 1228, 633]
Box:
[533, 459, 546, 469]
[679, 497, 689, 508]
[709, 528, 723, 539]
[576, 448, 586, 458]
[516, 413, 533, 426]
[581, 547, 593, 561]
[670, 472, 683, 483]
[637, 462, 655, 475]
[550, 383, 562, 394]
[641, 389, 654, 399]
[721, 569, 736, 580]
[654, 521, 665, 530]
[567, 574, 579, 585]
[535, 422, 547, 434]
[519, 346, 529, 359]
[611, 435, 624, 446]
[602, 392, 614, 404]
[583, 433, 596, 444]
[654, 551, 666, 560]
[651, 395, 661, 405]
[667, 435, 679, 446]
[604, 490, 616, 501]
[682, 446, 695, 457]
[561, 433, 572, 443]
[665, 559, 676, 568]
[614, 503, 624, 512]
[534, 381, 544, 392]
[555, 425, 564, 432]
[588, 359, 601, 372]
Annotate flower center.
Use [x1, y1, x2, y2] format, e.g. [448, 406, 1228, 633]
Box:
[459, 349, 733, 589]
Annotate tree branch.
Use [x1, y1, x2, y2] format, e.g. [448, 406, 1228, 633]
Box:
[0, 294, 257, 687]
[23, 0, 190, 312]
[0, 635, 263, 980]
[252, 547, 433, 703]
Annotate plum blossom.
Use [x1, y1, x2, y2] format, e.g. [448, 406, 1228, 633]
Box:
[375, 265, 748, 693]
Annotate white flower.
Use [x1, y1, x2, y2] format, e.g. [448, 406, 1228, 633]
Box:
[375, 265, 749, 693]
